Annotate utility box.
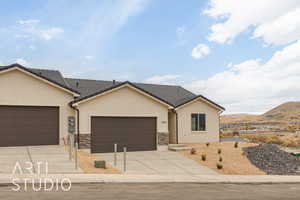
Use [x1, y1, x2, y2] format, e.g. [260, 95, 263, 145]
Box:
[68, 116, 76, 134]
[94, 160, 106, 169]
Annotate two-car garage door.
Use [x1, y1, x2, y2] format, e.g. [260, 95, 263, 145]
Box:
[0, 106, 59, 147]
[91, 117, 157, 153]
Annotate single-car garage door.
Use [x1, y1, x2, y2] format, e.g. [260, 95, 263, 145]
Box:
[91, 117, 157, 153]
[0, 106, 59, 147]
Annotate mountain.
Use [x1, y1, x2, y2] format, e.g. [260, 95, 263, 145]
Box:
[261, 101, 300, 121]
[221, 101, 300, 124]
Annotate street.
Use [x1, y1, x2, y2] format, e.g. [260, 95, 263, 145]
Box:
[0, 183, 300, 200]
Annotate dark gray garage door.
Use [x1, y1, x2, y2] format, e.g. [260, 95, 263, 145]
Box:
[91, 117, 157, 153]
[0, 106, 59, 147]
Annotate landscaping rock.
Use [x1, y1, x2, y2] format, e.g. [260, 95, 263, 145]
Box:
[243, 144, 300, 175]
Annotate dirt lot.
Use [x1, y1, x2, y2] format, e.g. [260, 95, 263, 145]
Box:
[78, 150, 121, 174]
[242, 133, 300, 148]
[180, 142, 265, 175]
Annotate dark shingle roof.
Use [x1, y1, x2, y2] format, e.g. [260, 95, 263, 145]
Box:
[0, 64, 224, 110]
[29, 68, 70, 88]
[66, 78, 197, 107]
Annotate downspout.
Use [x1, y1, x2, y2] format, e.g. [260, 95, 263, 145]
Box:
[175, 111, 178, 144]
[218, 110, 224, 142]
[172, 109, 179, 144]
[69, 102, 80, 145]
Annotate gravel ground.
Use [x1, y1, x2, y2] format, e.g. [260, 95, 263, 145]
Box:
[244, 144, 300, 175]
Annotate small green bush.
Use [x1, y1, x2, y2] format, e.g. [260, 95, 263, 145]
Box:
[217, 148, 222, 154]
[190, 148, 197, 155]
[201, 154, 206, 161]
[234, 142, 238, 148]
[216, 163, 223, 170]
[219, 156, 223, 162]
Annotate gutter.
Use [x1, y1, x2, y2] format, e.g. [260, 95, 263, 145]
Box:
[69, 103, 80, 145]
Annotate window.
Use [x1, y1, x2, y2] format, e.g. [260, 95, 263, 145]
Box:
[191, 113, 206, 131]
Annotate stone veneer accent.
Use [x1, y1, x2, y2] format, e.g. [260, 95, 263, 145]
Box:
[157, 132, 169, 145]
[77, 132, 169, 149]
[78, 134, 91, 149]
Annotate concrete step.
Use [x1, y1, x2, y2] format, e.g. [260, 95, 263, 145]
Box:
[168, 144, 192, 152]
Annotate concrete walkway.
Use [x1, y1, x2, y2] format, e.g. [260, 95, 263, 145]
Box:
[0, 146, 82, 174]
[95, 150, 217, 175]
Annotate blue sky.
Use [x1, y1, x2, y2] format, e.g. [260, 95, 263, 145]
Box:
[1, 0, 300, 114]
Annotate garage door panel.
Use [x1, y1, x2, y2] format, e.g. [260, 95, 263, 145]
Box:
[0, 106, 59, 147]
[91, 117, 156, 153]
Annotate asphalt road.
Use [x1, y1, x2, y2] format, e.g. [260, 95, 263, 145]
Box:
[0, 183, 300, 200]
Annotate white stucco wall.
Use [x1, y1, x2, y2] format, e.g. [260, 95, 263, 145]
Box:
[76, 86, 169, 135]
[0, 69, 75, 143]
[176, 100, 220, 143]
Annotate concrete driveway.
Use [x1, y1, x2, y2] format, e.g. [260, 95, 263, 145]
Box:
[0, 146, 81, 174]
[96, 150, 217, 175]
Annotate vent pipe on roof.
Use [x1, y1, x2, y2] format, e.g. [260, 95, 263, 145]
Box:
[113, 80, 116, 85]
[76, 82, 79, 88]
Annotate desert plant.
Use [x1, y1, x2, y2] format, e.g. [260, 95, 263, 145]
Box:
[219, 156, 223, 162]
[234, 142, 238, 148]
[217, 148, 222, 154]
[206, 142, 210, 147]
[233, 131, 240, 136]
[190, 148, 197, 155]
[201, 154, 206, 161]
[265, 136, 283, 145]
[216, 163, 223, 170]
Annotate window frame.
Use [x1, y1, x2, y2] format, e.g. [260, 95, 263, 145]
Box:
[191, 113, 206, 131]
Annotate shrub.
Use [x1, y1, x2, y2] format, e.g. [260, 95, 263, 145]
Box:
[246, 135, 268, 143]
[206, 142, 210, 147]
[265, 136, 283, 145]
[190, 148, 197, 155]
[219, 156, 223, 162]
[217, 148, 222, 154]
[201, 154, 206, 161]
[282, 139, 300, 148]
[233, 131, 240, 136]
[216, 163, 223, 170]
[234, 142, 238, 148]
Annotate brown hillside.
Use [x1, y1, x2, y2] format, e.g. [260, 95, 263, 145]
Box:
[261, 101, 300, 121]
[221, 101, 300, 124]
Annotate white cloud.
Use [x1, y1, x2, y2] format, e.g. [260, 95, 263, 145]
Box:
[205, 0, 300, 45]
[29, 45, 36, 50]
[145, 74, 180, 84]
[187, 40, 300, 113]
[40, 27, 64, 40]
[13, 19, 64, 41]
[15, 58, 30, 66]
[84, 55, 94, 60]
[191, 43, 210, 59]
[176, 26, 186, 37]
[18, 19, 40, 26]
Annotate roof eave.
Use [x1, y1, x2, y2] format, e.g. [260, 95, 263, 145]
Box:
[0, 64, 80, 96]
[71, 81, 174, 108]
[174, 95, 225, 111]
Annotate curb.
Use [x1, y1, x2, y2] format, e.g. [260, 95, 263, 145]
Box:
[1, 174, 300, 184]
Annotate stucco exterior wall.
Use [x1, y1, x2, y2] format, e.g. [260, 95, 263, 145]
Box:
[77, 86, 169, 136]
[0, 69, 75, 143]
[176, 100, 220, 143]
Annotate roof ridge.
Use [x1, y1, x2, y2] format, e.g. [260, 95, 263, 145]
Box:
[66, 77, 181, 87]
[28, 67, 60, 72]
